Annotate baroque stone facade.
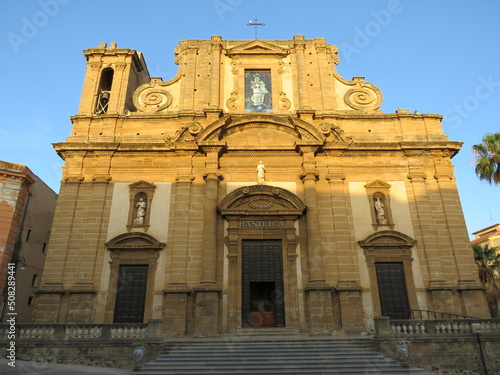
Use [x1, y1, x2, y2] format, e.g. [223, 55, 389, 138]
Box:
[33, 36, 489, 336]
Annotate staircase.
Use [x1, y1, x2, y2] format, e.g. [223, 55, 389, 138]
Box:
[132, 335, 436, 374]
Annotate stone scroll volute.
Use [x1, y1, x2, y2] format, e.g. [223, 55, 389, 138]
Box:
[133, 78, 173, 113]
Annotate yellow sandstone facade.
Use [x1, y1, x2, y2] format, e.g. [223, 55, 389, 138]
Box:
[33, 36, 489, 336]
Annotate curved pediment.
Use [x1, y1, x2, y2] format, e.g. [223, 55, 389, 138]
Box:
[357, 231, 416, 250]
[196, 115, 325, 149]
[218, 185, 306, 217]
[105, 232, 165, 251]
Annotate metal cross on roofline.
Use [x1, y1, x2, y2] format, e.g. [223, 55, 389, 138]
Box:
[247, 18, 265, 40]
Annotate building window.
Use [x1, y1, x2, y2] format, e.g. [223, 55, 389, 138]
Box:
[245, 70, 272, 113]
[25, 229, 32, 242]
[28, 296, 35, 306]
[42, 242, 47, 253]
[32, 274, 39, 288]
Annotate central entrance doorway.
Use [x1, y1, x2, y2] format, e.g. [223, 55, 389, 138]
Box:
[242, 239, 285, 328]
[113, 265, 148, 323]
[375, 262, 410, 319]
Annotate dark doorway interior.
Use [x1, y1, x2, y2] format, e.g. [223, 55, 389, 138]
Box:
[113, 265, 148, 323]
[250, 281, 277, 328]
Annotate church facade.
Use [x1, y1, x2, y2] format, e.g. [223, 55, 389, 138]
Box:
[33, 36, 489, 336]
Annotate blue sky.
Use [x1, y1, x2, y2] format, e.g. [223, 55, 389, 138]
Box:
[1, 0, 499, 238]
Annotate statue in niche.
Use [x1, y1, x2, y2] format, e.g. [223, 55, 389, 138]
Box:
[374, 197, 387, 224]
[257, 161, 266, 184]
[134, 198, 146, 225]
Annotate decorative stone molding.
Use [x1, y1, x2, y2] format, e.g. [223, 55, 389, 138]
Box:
[169, 122, 205, 143]
[230, 58, 239, 74]
[64, 174, 85, 182]
[226, 91, 238, 110]
[277, 59, 285, 74]
[344, 77, 382, 111]
[88, 62, 102, 71]
[319, 122, 352, 143]
[133, 78, 173, 113]
[195, 114, 326, 145]
[219, 185, 306, 216]
[279, 92, 291, 109]
[358, 230, 416, 257]
[329, 45, 340, 65]
[113, 62, 126, 71]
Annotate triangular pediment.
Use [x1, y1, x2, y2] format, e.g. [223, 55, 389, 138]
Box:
[364, 180, 391, 190]
[129, 180, 156, 190]
[226, 40, 289, 57]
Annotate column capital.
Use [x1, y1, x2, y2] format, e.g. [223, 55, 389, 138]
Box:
[301, 170, 319, 182]
[203, 172, 223, 182]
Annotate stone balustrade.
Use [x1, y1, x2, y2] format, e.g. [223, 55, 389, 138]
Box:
[387, 318, 500, 336]
[0, 321, 162, 342]
[374, 316, 500, 374]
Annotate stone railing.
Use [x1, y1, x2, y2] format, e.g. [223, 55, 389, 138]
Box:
[374, 316, 500, 336]
[0, 320, 162, 342]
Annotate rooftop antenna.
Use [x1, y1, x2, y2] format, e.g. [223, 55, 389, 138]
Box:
[247, 18, 265, 40]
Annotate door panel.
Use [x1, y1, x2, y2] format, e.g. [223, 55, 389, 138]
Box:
[242, 240, 285, 328]
[113, 265, 148, 323]
[375, 262, 410, 319]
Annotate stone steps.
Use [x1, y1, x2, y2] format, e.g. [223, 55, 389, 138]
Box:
[132, 337, 437, 374]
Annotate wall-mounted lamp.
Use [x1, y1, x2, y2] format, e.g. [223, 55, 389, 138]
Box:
[17, 257, 26, 270]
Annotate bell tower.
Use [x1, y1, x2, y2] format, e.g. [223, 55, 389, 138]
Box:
[77, 42, 150, 116]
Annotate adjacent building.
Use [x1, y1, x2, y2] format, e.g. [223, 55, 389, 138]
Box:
[471, 224, 500, 249]
[0, 161, 57, 323]
[32, 36, 489, 337]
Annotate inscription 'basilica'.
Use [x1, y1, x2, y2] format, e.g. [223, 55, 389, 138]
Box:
[239, 220, 285, 229]
[33, 35, 489, 338]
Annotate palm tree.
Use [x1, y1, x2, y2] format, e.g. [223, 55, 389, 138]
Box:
[472, 132, 500, 185]
[473, 243, 500, 283]
[473, 243, 500, 317]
